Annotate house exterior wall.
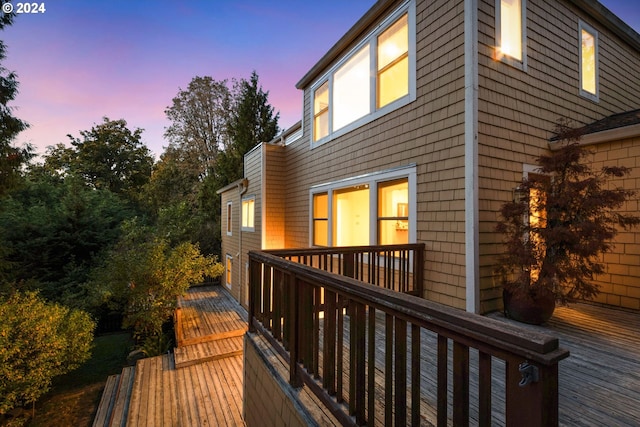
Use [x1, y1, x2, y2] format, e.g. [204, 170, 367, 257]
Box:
[476, 0, 640, 312]
[263, 144, 287, 250]
[284, 0, 469, 309]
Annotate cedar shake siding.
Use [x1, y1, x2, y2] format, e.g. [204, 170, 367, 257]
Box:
[218, 0, 640, 314]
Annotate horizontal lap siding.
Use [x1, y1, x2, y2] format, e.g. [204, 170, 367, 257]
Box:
[264, 144, 286, 250]
[220, 190, 241, 302]
[242, 147, 263, 306]
[478, 0, 640, 312]
[285, 0, 468, 309]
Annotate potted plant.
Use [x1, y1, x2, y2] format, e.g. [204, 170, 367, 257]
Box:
[496, 120, 640, 324]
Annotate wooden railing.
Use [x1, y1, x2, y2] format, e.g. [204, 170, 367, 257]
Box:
[248, 248, 570, 427]
[266, 244, 424, 296]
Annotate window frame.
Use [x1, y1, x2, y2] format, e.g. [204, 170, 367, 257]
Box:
[241, 196, 255, 232]
[495, 0, 527, 71]
[578, 20, 599, 102]
[309, 165, 417, 247]
[309, 0, 416, 148]
[226, 201, 233, 236]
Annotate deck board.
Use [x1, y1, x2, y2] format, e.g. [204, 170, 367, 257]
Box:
[124, 285, 247, 427]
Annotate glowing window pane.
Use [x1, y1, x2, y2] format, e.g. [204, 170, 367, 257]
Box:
[581, 29, 596, 94]
[313, 82, 329, 141]
[333, 46, 370, 131]
[378, 14, 408, 108]
[378, 179, 409, 245]
[242, 198, 254, 229]
[500, 0, 522, 61]
[313, 193, 328, 246]
[226, 256, 232, 286]
[333, 186, 370, 247]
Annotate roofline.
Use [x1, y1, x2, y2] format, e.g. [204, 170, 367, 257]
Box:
[567, 0, 640, 51]
[549, 122, 640, 150]
[295, 0, 399, 90]
[297, 0, 640, 91]
[216, 178, 247, 195]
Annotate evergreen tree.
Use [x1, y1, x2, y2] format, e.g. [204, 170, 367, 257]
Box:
[0, 11, 30, 197]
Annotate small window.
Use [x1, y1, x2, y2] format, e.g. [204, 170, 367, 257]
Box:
[225, 255, 233, 288]
[312, 193, 329, 246]
[226, 202, 233, 236]
[579, 21, 598, 101]
[496, 0, 526, 68]
[242, 197, 255, 231]
[378, 14, 409, 108]
[313, 82, 329, 141]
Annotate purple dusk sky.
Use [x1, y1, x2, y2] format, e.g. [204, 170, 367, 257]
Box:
[3, 0, 640, 159]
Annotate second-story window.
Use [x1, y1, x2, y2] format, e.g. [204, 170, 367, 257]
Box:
[242, 197, 255, 231]
[226, 201, 232, 236]
[310, 1, 415, 146]
[378, 14, 409, 108]
[496, 0, 526, 69]
[579, 21, 599, 101]
[313, 82, 329, 141]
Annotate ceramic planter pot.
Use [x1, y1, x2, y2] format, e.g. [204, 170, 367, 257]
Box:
[503, 287, 556, 325]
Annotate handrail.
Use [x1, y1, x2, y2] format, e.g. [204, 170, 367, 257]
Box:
[248, 248, 569, 426]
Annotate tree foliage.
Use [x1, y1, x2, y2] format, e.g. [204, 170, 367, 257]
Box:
[45, 117, 154, 204]
[164, 76, 232, 180]
[91, 220, 224, 339]
[497, 120, 640, 303]
[0, 11, 30, 197]
[0, 291, 94, 414]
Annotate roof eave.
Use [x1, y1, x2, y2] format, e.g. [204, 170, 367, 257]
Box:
[549, 123, 640, 150]
[567, 0, 640, 51]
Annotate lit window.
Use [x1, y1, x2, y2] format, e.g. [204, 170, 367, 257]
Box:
[226, 202, 232, 236]
[378, 179, 409, 245]
[242, 197, 255, 231]
[579, 21, 598, 99]
[333, 46, 371, 132]
[378, 14, 409, 108]
[309, 1, 415, 146]
[313, 82, 329, 141]
[225, 255, 232, 288]
[497, 0, 525, 64]
[312, 193, 328, 246]
[333, 185, 370, 247]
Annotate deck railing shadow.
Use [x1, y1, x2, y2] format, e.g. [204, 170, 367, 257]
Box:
[249, 246, 570, 426]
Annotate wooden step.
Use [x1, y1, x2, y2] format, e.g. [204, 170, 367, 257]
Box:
[174, 335, 244, 369]
[92, 374, 120, 427]
[108, 366, 135, 427]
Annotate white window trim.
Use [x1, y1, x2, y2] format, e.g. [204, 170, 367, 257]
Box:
[241, 195, 256, 232]
[309, 0, 416, 148]
[495, 0, 528, 71]
[226, 201, 233, 236]
[308, 165, 417, 247]
[578, 20, 599, 102]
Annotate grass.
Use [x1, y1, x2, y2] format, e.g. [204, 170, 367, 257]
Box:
[26, 332, 133, 427]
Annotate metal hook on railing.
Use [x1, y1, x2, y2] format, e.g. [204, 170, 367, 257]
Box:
[518, 361, 539, 387]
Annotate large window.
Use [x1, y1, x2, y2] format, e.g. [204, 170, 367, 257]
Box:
[242, 196, 255, 231]
[579, 21, 598, 101]
[496, 0, 526, 68]
[310, 167, 415, 247]
[311, 2, 415, 145]
[333, 46, 371, 131]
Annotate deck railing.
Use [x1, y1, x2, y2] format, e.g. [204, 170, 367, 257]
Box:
[265, 244, 424, 296]
[248, 248, 570, 427]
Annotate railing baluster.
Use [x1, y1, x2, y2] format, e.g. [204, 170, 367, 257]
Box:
[395, 316, 408, 426]
[453, 341, 470, 427]
[384, 313, 393, 426]
[411, 323, 421, 426]
[313, 285, 321, 378]
[273, 269, 282, 340]
[263, 265, 272, 330]
[479, 351, 492, 427]
[437, 335, 448, 427]
[367, 306, 376, 425]
[289, 275, 301, 387]
[324, 290, 337, 395]
[337, 294, 345, 403]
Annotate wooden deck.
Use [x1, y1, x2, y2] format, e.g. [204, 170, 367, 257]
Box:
[93, 285, 247, 427]
[490, 302, 640, 426]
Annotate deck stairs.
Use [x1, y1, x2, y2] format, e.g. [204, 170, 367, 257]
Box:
[92, 285, 247, 426]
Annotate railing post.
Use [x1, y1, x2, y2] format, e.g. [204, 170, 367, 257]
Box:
[342, 252, 355, 278]
[506, 359, 560, 427]
[414, 244, 425, 297]
[288, 275, 302, 387]
[248, 257, 257, 333]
